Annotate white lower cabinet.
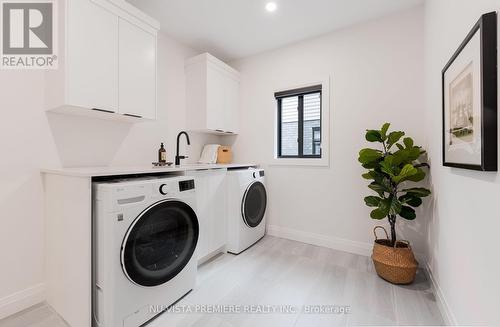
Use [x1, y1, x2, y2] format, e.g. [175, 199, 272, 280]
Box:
[191, 170, 227, 261]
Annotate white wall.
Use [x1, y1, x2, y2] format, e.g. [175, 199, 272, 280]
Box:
[0, 71, 59, 319]
[230, 7, 427, 256]
[424, 1, 500, 325]
[0, 33, 212, 318]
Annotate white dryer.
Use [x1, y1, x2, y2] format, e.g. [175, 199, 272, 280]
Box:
[93, 176, 199, 327]
[226, 168, 267, 254]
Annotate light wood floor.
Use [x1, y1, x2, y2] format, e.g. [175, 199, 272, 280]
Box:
[0, 236, 444, 327]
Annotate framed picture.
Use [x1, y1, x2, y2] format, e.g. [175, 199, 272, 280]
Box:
[442, 12, 497, 171]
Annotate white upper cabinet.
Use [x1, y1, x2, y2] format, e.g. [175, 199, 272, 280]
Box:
[224, 74, 240, 134]
[119, 19, 156, 119]
[185, 53, 240, 134]
[46, 0, 158, 121]
[66, 0, 118, 112]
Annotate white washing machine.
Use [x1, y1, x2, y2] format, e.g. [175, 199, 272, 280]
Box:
[93, 176, 199, 327]
[226, 168, 267, 254]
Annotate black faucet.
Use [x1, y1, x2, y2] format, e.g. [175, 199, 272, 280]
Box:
[175, 131, 191, 166]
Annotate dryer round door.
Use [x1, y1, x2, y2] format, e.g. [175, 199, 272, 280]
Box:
[121, 199, 199, 287]
[241, 181, 267, 228]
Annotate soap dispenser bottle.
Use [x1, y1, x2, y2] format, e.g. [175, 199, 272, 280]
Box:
[158, 143, 167, 163]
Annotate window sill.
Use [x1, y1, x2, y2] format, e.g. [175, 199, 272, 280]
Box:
[269, 157, 329, 167]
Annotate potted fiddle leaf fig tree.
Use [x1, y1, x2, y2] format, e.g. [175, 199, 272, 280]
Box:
[358, 122, 431, 284]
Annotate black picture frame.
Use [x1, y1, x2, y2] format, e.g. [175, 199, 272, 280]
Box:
[442, 12, 497, 171]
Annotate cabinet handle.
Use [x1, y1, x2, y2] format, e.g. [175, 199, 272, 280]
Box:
[215, 129, 224, 132]
[123, 113, 143, 118]
[225, 131, 234, 134]
[92, 108, 115, 114]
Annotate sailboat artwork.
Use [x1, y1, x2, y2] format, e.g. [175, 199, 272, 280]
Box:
[449, 62, 474, 145]
[442, 12, 497, 171]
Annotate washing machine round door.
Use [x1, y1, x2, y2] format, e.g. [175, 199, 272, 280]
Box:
[121, 200, 199, 287]
[241, 181, 267, 228]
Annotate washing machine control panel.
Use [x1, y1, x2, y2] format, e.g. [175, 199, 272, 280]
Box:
[252, 170, 265, 178]
[157, 178, 195, 196]
[159, 184, 168, 195]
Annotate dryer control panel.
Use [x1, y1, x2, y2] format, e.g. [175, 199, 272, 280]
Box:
[179, 179, 195, 192]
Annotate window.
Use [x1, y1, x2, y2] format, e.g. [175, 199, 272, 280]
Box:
[275, 85, 322, 158]
[312, 127, 321, 155]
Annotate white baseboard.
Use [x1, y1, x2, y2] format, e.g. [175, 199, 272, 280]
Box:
[0, 283, 45, 320]
[425, 262, 457, 326]
[266, 224, 373, 257]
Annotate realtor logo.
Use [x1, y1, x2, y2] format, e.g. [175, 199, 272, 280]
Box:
[1, 0, 57, 69]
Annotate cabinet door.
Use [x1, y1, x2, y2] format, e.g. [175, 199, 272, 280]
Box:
[192, 170, 227, 260]
[192, 172, 211, 259]
[224, 75, 239, 134]
[185, 64, 208, 131]
[206, 65, 226, 131]
[208, 171, 227, 251]
[67, 0, 118, 112]
[119, 19, 156, 119]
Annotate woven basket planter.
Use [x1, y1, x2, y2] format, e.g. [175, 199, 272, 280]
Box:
[371, 226, 418, 284]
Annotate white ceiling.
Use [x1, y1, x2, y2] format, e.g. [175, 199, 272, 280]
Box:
[127, 0, 424, 61]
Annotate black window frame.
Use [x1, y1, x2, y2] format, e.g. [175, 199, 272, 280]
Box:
[312, 126, 321, 156]
[276, 85, 322, 159]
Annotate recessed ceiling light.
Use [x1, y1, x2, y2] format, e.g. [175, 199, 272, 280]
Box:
[265, 2, 277, 12]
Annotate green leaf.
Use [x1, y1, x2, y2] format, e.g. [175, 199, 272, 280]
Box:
[407, 197, 422, 207]
[365, 130, 383, 142]
[403, 187, 431, 197]
[370, 208, 387, 219]
[399, 194, 422, 207]
[362, 172, 374, 180]
[387, 131, 405, 148]
[379, 198, 391, 212]
[380, 161, 396, 178]
[368, 181, 390, 196]
[380, 123, 390, 140]
[383, 155, 394, 166]
[396, 144, 405, 150]
[364, 196, 382, 207]
[368, 183, 385, 196]
[392, 149, 408, 166]
[358, 148, 383, 164]
[407, 147, 422, 161]
[392, 164, 418, 183]
[403, 137, 414, 148]
[406, 168, 426, 182]
[362, 162, 379, 169]
[399, 206, 416, 220]
[362, 171, 386, 180]
[391, 147, 423, 166]
[371, 171, 388, 184]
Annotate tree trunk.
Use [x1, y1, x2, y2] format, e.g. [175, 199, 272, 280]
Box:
[389, 214, 397, 246]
